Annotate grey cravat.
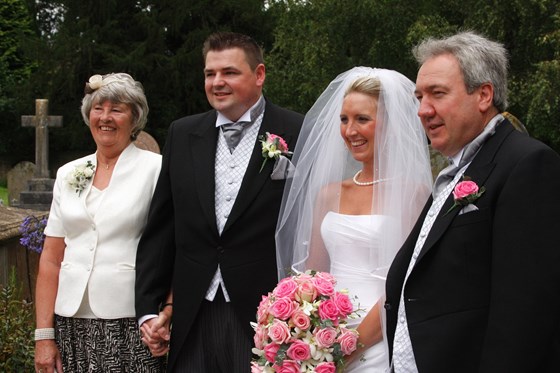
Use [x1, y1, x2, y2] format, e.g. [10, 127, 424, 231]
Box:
[432, 115, 502, 198]
[222, 121, 250, 151]
[221, 98, 265, 152]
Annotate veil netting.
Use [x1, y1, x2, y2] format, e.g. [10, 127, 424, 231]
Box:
[275, 66, 432, 282]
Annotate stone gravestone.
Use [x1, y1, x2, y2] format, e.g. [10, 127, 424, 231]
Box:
[134, 130, 161, 154]
[7, 161, 36, 206]
[18, 99, 62, 210]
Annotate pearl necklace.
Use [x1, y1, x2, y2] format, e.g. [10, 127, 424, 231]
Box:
[352, 170, 388, 186]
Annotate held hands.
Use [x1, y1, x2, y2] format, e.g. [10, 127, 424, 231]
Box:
[35, 339, 63, 373]
[140, 309, 172, 357]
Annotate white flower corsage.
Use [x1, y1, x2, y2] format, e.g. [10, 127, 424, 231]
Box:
[84, 74, 103, 94]
[66, 161, 95, 196]
[259, 132, 294, 179]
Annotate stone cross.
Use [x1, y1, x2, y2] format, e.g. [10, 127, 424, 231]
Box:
[21, 99, 63, 178]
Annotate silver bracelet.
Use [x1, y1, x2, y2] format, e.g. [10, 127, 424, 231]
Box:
[34, 328, 55, 341]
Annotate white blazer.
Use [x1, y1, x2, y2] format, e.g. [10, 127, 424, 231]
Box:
[45, 143, 161, 319]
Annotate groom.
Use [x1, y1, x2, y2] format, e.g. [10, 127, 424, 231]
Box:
[385, 32, 560, 372]
[135, 32, 303, 372]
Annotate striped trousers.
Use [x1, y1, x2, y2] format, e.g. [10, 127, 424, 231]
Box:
[172, 291, 253, 373]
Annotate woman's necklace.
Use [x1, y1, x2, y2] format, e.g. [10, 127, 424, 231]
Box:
[97, 158, 115, 170]
[352, 170, 388, 186]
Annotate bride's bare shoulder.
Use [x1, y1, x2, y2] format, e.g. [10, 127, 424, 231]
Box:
[315, 179, 353, 208]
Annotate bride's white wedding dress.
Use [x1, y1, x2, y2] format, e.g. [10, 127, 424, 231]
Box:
[321, 211, 389, 372]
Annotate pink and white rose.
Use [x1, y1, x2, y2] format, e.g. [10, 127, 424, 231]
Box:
[312, 276, 335, 296]
[273, 277, 298, 299]
[333, 292, 354, 317]
[296, 281, 317, 303]
[315, 362, 336, 373]
[268, 319, 291, 344]
[338, 328, 359, 355]
[314, 271, 336, 284]
[251, 361, 264, 373]
[290, 309, 311, 331]
[270, 297, 297, 320]
[286, 340, 311, 361]
[275, 360, 300, 373]
[257, 294, 271, 324]
[253, 324, 268, 350]
[318, 299, 339, 321]
[314, 326, 337, 348]
[264, 343, 281, 363]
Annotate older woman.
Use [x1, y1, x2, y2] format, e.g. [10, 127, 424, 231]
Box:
[34, 73, 166, 372]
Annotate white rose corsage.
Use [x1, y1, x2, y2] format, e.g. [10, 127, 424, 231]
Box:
[66, 161, 95, 196]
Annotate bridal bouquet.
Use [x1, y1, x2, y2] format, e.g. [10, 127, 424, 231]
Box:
[251, 270, 360, 373]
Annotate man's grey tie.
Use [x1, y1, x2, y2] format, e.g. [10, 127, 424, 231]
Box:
[221, 98, 266, 152]
[432, 116, 502, 198]
[222, 121, 250, 151]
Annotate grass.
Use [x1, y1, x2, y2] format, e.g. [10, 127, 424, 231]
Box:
[0, 185, 8, 206]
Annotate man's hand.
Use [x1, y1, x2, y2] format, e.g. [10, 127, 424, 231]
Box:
[140, 311, 171, 357]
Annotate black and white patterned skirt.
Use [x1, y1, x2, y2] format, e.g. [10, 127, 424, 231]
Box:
[55, 315, 166, 372]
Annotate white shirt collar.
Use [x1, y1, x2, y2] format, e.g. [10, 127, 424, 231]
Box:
[448, 113, 504, 167]
[215, 96, 264, 127]
[449, 149, 464, 168]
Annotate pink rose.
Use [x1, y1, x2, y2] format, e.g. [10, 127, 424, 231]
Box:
[268, 319, 291, 344]
[269, 134, 289, 153]
[273, 277, 298, 299]
[275, 360, 300, 373]
[253, 324, 268, 350]
[294, 273, 313, 284]
[286, 340, 311, 361]
[453, 180, 479, 200]
[337, 328, 359, 355]
[296, 281, 318, 302]
[251, 361, 264, 373]
[290, 309, 311, 331]
[333, 292, 354, 317]
[270, 297, 297, 320]
[318, 299, 339, 321]
[312, 276, 335, 296]
[315, 362, 336, 373]
[257, 294, 271, 324]
[264, 342, 281, 363]
[314, 271, 336, 285]
[314, 326, 337, 348]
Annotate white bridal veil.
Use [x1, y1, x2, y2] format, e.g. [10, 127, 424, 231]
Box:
[275, 67, 433, 280]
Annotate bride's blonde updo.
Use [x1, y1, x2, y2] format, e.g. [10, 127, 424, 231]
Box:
[344, 75, 381, 100]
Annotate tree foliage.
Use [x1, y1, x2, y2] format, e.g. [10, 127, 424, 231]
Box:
[0, 0, 37, 156]
[0, 0, 559, 161]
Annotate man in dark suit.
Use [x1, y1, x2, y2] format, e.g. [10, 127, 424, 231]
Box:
[385, 31, 560, 372]
[134, 32, 303, 372]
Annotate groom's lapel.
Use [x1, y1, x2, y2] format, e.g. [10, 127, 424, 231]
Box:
[190, 113, 220, 234]
[415, 120, 514, 263]
[223, 103, 292, 232]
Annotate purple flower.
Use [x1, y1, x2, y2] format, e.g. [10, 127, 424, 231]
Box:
[19, 215, 47, 253]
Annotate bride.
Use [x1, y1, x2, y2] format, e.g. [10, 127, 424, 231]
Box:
[276, 67, 432, 372]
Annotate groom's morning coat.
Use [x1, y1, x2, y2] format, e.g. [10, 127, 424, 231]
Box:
[135, 101, 302, 371]
[385, 119, 560, 372]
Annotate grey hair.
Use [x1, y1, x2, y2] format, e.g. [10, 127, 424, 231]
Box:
[413, 31, 509, 111]
[344, 76, 382, 99]
[81, 73, 149, 140]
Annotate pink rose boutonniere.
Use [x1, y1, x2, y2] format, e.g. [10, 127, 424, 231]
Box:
[259, 132, 295, 179]
[445, 177, 485, 216]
